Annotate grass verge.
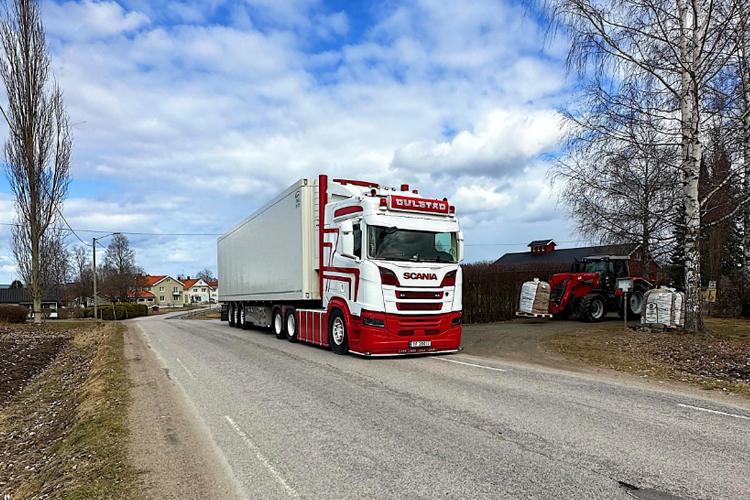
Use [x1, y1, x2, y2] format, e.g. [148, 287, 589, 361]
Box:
[544, 318, 750, 399]
[0, 322, 135, 498]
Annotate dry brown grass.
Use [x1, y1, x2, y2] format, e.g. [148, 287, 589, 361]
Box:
[0, 322, 135, 498]
[544, 318, 750, 398]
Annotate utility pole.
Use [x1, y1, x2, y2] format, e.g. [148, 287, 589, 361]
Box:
[92, 237, 97, 320]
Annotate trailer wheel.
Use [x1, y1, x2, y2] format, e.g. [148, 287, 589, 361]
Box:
[272, 307, 285, 339]
[239, 304, 247, 329]
[228, 303, 236, 327]
[579, 294, 605, 322]
[329, 309, 349, 355]
[285, 308, 298, 343]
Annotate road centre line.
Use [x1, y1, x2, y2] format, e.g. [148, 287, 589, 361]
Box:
[224, 416, 299, 498]
[174, 357, 195, 379]
[677, 403, 750, 421]
[435, 357, 507, 372]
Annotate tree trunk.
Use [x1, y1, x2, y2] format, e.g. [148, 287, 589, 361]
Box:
[679, 0, 704, 332]
[742, 47, 750, 288]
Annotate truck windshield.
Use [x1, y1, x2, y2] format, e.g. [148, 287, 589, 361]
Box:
[367, 226, 457, 263]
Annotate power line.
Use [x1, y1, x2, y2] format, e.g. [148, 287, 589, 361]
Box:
[0, 222, 222, 237]
[0, 221, 595, 246]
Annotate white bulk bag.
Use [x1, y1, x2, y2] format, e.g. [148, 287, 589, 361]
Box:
[518, 278, 551, 316]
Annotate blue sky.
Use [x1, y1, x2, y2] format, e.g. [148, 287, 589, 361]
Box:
[0, 0, 588, 282]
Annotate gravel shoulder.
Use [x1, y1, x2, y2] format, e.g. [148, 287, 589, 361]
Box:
[125, 320, 241, 499]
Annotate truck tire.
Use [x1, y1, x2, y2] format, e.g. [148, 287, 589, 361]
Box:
[579, 294, 605, 322]
[329, 309, 349, 355]
[239, 304, 247, 329]
[272, 307, 285, 339]
[285, 308, 298, 343]
[228, 303, 236, 327]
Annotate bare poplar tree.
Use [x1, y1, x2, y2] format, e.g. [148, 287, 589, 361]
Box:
[0, 0, 70, 323]
[545, 0, 743, 331]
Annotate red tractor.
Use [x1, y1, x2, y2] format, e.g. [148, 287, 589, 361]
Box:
[547, 255, 652, 322]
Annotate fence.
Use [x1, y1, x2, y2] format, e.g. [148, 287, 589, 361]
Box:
[461, 262, 568, 324]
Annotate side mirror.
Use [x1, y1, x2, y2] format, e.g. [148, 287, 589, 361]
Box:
[339, 220, 355, 258]
[457, 231, 465, 262]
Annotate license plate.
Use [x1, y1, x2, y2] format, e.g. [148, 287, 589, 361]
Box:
[409, 340, 432, 348]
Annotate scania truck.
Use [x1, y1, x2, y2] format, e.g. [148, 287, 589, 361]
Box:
[218, 175, 464, 356]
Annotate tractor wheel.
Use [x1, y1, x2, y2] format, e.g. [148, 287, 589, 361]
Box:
[628, 288, 645, 320]
[579, 294, 606, 322]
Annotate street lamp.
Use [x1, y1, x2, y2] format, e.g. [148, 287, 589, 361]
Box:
[92, 232, 120, 321]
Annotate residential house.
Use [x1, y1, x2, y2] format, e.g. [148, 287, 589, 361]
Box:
[0, 288, 60, 317]
[181, 277, 212, 304]
[129, 289, 156, 305]
[494, 239, 662, 282]
[207, 279, 219, 303]
[143, 275, 185, 307]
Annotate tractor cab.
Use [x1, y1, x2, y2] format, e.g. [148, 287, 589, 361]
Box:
[574, 255, 630, 291]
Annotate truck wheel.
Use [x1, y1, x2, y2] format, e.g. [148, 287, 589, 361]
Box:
[272, 307, 285, 339]
[285, 308, 298, 343]
[579, 294, 605, 322]
[239, 304, 247, 329]
[329, 309, 349, 355]
[228, 303, 236, 327]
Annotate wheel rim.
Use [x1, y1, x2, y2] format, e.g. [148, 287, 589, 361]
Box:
[274, 313, 282, 334]
[630, 292, 643, 315]
[287, 314, 296, 337]
[240, 307, 245, 324]
[332, 317, 345, 345]
[591, 299, 604, 319]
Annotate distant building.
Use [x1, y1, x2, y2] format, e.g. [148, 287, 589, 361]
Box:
[129, 289, 156, 305]
[181, 277, 211, 304]
[0, 288, 60, 316]
[494, 239, 661, 281]
[143, 275, 185, 307]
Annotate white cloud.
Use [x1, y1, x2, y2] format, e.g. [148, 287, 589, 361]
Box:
[451, 184, 512, 215]
[44, 0, 150, 40]
[391, 109, 562, 176]
[0, 0, 575, 282]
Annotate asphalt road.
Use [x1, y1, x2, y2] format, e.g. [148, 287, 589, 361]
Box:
[132, 315, 750, 499]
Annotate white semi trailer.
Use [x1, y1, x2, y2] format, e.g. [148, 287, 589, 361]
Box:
[218, 175, 464, 356]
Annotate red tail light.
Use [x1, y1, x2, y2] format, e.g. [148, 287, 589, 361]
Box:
[379, 197, 387, 208]
[379, 267, 400, 286]
[441, 270, 457, 287]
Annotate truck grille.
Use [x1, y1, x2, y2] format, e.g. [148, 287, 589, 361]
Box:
[396, 302, 442, 311]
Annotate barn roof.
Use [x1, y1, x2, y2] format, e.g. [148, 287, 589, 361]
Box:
[495, 243, 639, 266]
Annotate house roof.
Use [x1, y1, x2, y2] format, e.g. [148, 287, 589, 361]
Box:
[207, 279, 218, 289]
[495, 243, 639, 266]
[182, 279, 201, 289]
[0, 288, 60, 304]
[129, 290, 155, 298]
[144, 275, 168, 286]
[528, 239, 555, 247]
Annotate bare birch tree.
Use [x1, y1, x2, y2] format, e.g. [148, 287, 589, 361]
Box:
[554, 81, 681, 275]
[545, 0, 743, 331]
[1, 0, 70, 323]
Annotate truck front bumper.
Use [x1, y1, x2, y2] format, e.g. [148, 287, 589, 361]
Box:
[348, 310, 462, 356]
